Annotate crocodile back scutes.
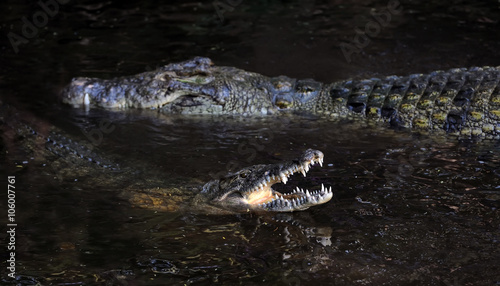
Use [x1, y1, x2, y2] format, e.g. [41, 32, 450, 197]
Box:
[318, 66, 500, 138]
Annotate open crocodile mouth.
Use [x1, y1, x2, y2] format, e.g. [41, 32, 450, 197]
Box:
[244, 149, 333, 212]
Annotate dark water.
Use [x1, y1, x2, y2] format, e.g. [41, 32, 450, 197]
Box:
[1, 0, 500, 285]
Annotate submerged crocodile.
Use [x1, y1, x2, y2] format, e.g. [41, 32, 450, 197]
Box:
[62, 57, 500, 139]
[0, 103, 332, 214]
[130, 148, 332, 214]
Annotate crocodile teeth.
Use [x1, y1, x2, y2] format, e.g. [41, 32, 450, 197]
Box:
[83, 93, 90, 106]
[318, 158, 323, 167]
[300, 168, 307, 177]
[281, 175, 288, 184]
[303, 163, 310, 172]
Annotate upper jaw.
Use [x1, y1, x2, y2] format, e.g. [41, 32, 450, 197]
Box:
[242, 149, 333, 212]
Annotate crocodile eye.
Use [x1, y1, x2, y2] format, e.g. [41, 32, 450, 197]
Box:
[298, 86, 314, 93]
[240, 171, 249, 178]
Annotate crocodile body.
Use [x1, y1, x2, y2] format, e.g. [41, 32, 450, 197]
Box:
[62, 57, 500, 139]
[0, 104, 331, 214]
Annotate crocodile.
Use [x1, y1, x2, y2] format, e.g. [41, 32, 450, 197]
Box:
[0, 103, 332, 214]
[129, 148, 332, 214]
[62, 57, 500, 139]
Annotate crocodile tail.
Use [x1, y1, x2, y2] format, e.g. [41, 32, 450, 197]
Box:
[319, 66, 500, 138]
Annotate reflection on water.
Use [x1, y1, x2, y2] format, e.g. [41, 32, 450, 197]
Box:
[2, 108, 499, 285]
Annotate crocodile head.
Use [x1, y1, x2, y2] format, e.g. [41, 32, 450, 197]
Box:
[61, 57, 322, 115]
[195, 149, 333, 213]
